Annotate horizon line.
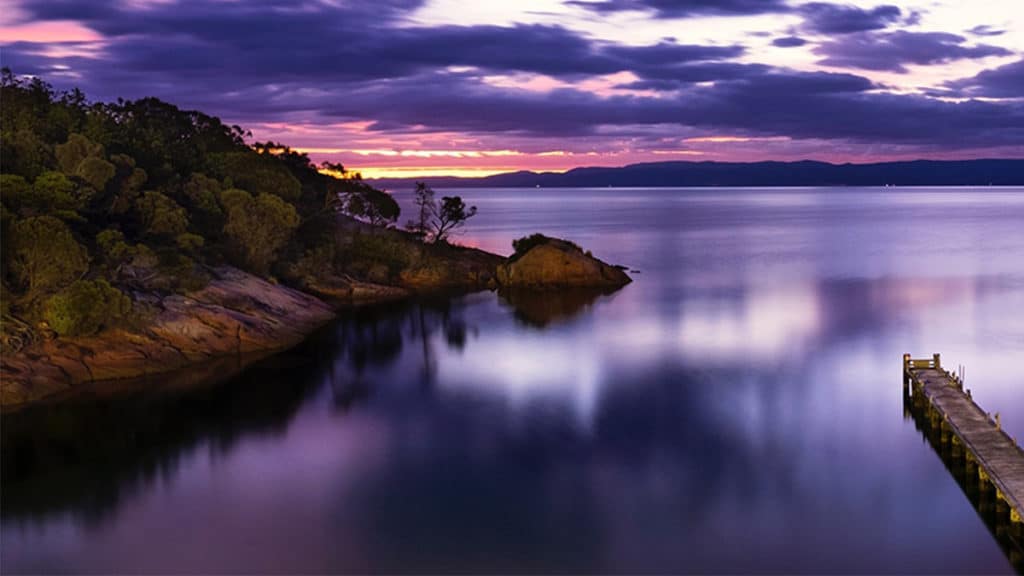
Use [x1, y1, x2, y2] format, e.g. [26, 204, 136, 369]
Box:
[357, 157, 1024, 181]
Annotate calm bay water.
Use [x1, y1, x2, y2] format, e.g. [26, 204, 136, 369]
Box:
[4, 187, 1024, 573]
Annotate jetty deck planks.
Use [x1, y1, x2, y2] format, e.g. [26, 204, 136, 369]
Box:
[904, 354, 1024, 528]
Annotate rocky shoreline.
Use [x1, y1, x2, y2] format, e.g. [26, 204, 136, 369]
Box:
[0, 234, 629, 409]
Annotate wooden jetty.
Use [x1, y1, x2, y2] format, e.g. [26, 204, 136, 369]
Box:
[903, 353, 1024, 569]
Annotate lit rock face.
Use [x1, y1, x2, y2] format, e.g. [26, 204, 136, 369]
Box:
[496, 238, 631, 288]
[0, 267, 335, 407]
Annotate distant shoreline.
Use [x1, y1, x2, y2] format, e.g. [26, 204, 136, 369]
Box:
[368, 158, 1024, 189]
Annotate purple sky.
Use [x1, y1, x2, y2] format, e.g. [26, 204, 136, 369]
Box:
[1, 0, 1022, 177]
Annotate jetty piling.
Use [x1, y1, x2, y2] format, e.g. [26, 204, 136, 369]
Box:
[903, 353, 1024, 570]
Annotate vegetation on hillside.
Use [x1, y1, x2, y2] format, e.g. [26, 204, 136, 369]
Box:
[0, 69, 402, 340]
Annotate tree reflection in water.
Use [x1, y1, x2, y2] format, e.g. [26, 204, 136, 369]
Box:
[1, 289, 617, 526]
[498, 286, 622, 329]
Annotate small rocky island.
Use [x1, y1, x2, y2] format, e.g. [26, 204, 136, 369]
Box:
[496, 234, 631, 288]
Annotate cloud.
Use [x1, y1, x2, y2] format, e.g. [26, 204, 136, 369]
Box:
[772, 36, 807, 48]
[306, 68, 1024, 151]
[566, 0, 790, 18]
[797, 3, 904, 34]
[5, 0, 748, 89]
[947, 58, 1024, 98]
[815, 31, 1012, 73]
[3, 0, 1023, 159]
[966, 24, 1006, 37]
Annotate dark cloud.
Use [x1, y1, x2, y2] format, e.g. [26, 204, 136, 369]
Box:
[307, 68, 1024, 151]
[618, 62, 771, 89]
[797, 3, 903, 34]
[815, 31, 1013, 73]
[772, 36, 808, 48]
[566, 0, 790, 18]
[967, 24, 1006, 37]
[947, 58, 1024, 98]
[3, 0, 1023, 156]
[7, 0, 745, 88]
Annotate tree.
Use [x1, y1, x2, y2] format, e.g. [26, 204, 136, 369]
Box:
[343, 186, 400, 227]
[75, 156, 116, 192]
[135, 190, 188, 238]
[8, 215, 89, 298]
[0, 129, 50, 181]
[56, 133, 115, 194]
[407, 181, 435, 237]
[221, 189, 300, 274]
[429, 196, 477, 244]
[96, 228, 133, 267]
[108, 154, 148, 214]
[55, 133, 104, 174]
[181, 172, 224, 236]
[0, 174, 33, 214]
[211, 150, 302, 201]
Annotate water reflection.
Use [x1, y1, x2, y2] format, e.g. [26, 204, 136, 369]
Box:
[1, 334, 337, 524]
[325, 296, 477, 403]
[498, 287, 622, 328]
[903, 385, 1024, 573]
[4, 188, 1024, 573]
[0, 298, 484, 525]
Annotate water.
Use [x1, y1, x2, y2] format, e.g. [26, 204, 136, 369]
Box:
[4, 187, 1024, 573]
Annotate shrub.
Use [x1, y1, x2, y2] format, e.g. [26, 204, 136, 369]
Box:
[510, 234, 580, 261]
[44, 279, 132, 336]
[511, 234, 551, 261]
[287, 243, 337, 282]
[30, 171, 79, 212]
[343, 232, 412, 275]
[175, 232, 205, 253]
[9, 215, 89, 298]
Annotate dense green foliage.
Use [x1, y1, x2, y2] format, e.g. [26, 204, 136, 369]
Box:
[0, 69, 403, 338]
[44, 279, 132, 336]
[222, 189, 300, 274]
[8, 216, 89, 299]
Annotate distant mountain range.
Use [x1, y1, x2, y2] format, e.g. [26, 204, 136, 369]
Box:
[369, 159, 1024, 189]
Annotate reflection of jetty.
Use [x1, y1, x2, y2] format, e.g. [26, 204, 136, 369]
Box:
[903, 354, 1024, 572]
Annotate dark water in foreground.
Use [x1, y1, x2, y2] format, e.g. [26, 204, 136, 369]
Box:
[4, 187, 1024, 574]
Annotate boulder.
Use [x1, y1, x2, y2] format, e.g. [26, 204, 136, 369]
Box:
[496, 237, 631, 288]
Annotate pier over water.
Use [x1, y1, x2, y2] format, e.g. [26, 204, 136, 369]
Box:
[904, 354, 1024, 572]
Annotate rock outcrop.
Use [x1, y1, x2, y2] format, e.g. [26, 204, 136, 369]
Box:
[1, 267, 335, 407]
[496, 237, 631, 288]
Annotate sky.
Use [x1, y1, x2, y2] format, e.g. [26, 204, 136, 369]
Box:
[1, 0, 1022, 178]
